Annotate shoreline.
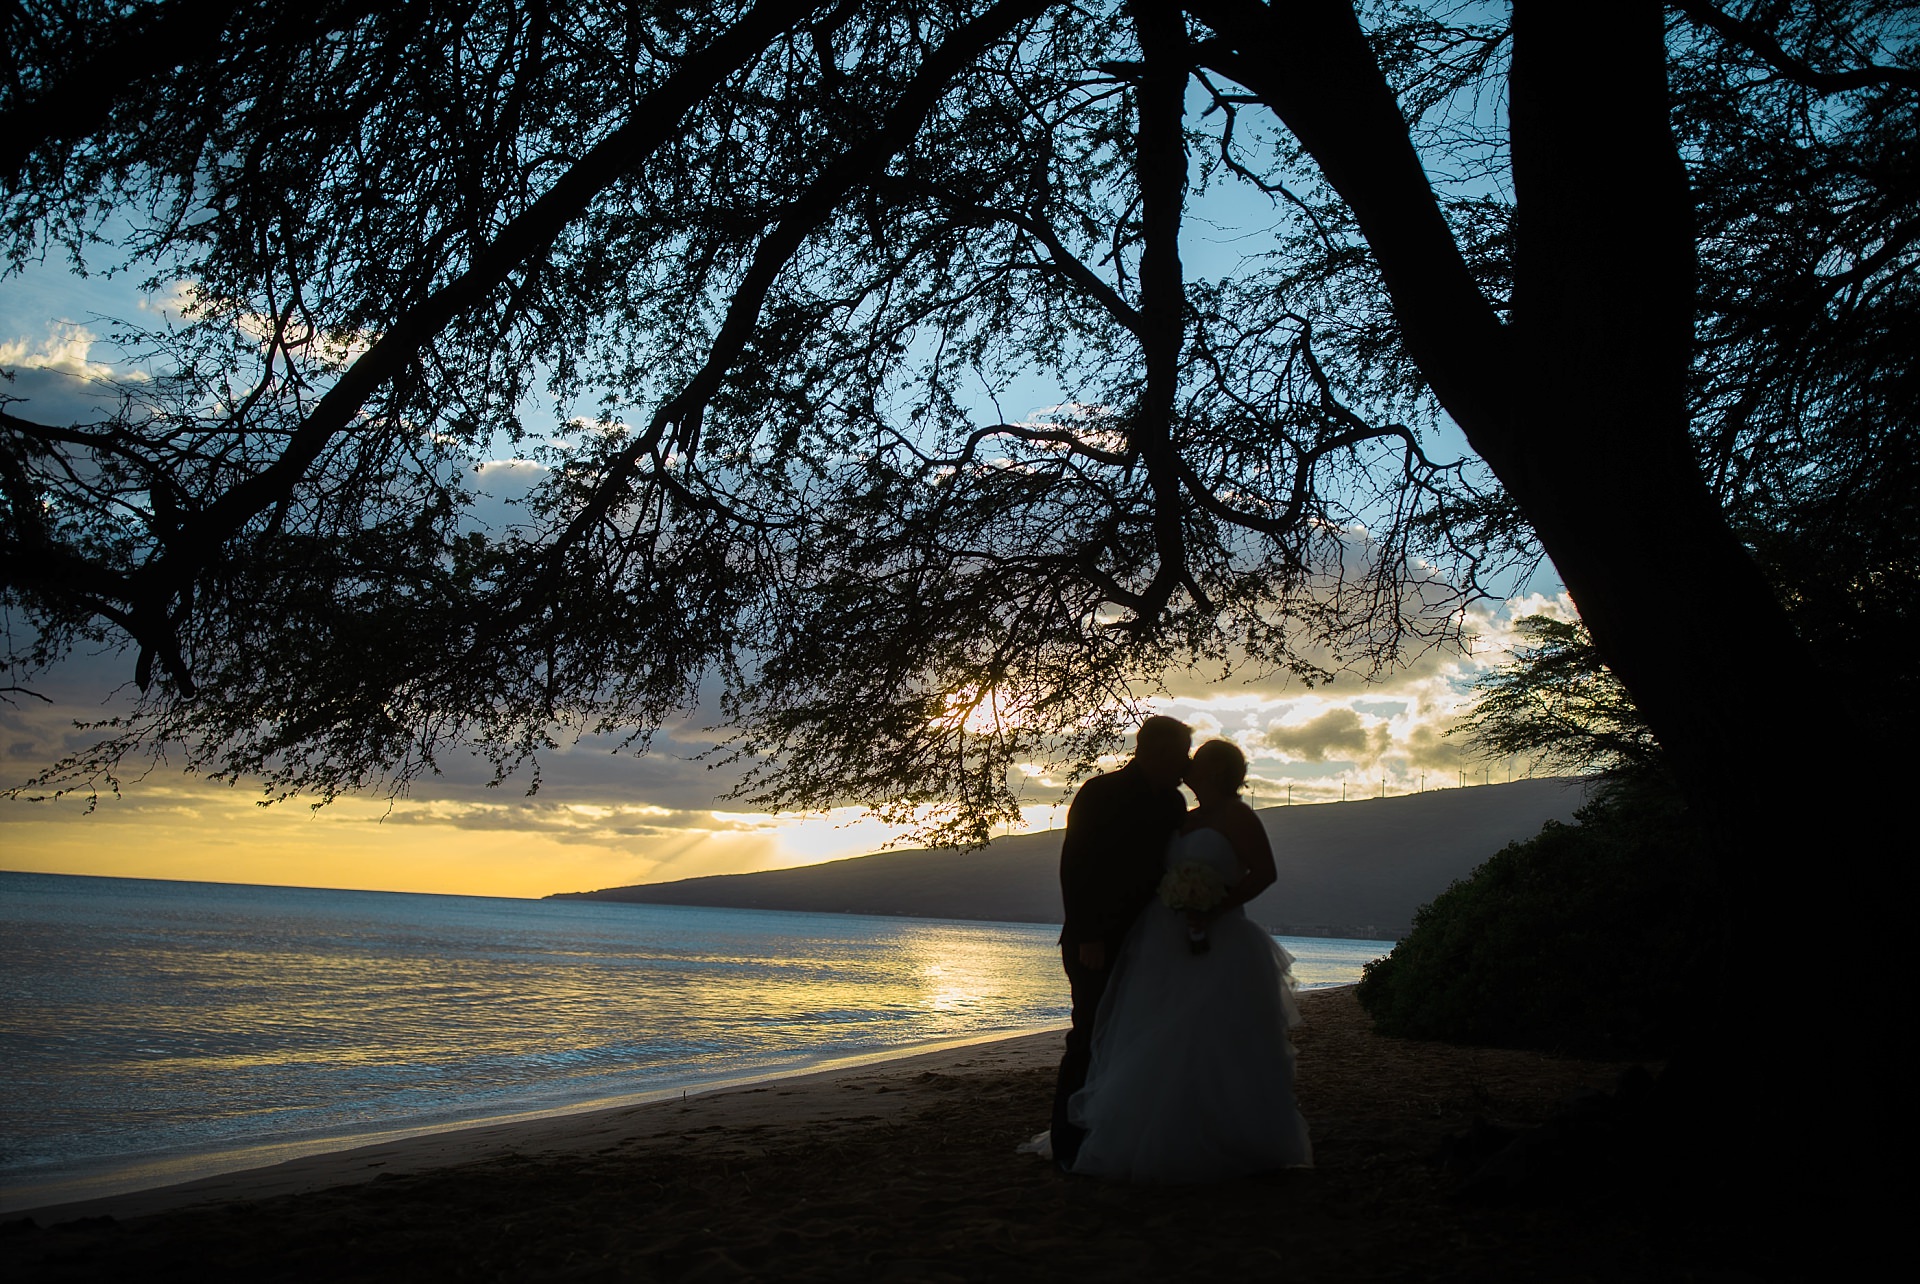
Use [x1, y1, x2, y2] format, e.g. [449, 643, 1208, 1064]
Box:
[2, 1020, 1072, 1222]
[13, 987, 1729, 1283]
[5, 975, 1367, 1221]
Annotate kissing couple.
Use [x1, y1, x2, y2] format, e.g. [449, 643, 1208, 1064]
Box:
[1047, 716, 1313, 1182]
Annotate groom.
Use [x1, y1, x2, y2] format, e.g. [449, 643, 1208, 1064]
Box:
[1049, 714, 1192, 1167]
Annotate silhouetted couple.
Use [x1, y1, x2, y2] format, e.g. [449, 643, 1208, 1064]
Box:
[1049, 716, 1312, 1182]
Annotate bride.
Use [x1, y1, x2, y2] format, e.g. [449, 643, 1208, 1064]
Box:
[1067, 738, 1313, 1182]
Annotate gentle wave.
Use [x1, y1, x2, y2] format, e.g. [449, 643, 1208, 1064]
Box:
[0, 870, 1389, 1201]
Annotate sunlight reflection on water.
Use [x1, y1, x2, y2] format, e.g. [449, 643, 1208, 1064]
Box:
[0, 871, 1388, 1188]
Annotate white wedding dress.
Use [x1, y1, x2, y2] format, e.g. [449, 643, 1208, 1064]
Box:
[1067, 827, 1313, 1182]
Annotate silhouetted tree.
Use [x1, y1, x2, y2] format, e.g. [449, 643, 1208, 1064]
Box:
[4, 4, 1912, 1120]
[1457, 614, 1664, 781]
[4, 0, 1510, 826]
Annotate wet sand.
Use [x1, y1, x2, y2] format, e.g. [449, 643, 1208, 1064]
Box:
[9, 989, 1761, 1281]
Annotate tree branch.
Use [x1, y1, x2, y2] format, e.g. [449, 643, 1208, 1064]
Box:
[1679, 3, 1920, 94]
[545, 0, 1049, 564]
[2, 0, 246, 181]
[917, 422, 1132, 471]
[1125, 0, 1193, 629]
[121, 0, 816, 685]
[1186, 0, 1511, 458]
[942, 195, 1147, 340]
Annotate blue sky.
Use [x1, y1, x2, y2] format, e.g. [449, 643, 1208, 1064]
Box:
[0, 260, 1564, 895]
[0, 43, 1567, 896]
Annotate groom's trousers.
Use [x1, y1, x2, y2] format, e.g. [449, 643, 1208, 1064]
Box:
[1049, 943, 1113, 1165]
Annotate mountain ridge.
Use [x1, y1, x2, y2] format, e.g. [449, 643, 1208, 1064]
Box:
[548, 777, 1593, 940]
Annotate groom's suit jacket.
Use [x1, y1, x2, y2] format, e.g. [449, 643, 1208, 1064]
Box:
[1057, 761, 1187, 951]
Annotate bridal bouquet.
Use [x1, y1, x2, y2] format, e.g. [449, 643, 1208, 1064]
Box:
[1158, 861, 1228, 954]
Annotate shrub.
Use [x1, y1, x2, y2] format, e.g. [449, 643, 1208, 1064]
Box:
[1355, 780, 1721, 1058]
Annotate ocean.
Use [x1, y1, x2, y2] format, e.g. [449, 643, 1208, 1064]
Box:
[0, 870, 1391, 1209]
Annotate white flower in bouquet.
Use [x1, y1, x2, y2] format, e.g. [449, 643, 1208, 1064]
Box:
[1160, 860, 1229, 955]
[1158, 860, 1228, 912]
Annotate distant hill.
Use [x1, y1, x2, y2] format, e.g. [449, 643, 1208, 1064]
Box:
[549, 777, 1594, 940]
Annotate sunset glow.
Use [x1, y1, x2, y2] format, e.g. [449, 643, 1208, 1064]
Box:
[1, 592, 1560, 898]
[0, 290, 1562, 900]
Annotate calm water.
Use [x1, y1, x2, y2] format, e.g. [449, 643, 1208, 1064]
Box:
[0, 871, 1390, 1205]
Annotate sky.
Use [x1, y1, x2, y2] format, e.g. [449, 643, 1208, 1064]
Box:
[1, 577, 1564, 898]
[0, 124, 1567, 900]
[0, 279, 1566, 897]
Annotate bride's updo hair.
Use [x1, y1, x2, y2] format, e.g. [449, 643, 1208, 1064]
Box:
[1191, 739, 1248, 793]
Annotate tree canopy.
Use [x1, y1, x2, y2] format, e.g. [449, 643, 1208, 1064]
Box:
[1455, 614, 1664, 781]
[2, 1, 1913, 852]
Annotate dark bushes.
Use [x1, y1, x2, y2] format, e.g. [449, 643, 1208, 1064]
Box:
[1356, 781, 1722, 1058]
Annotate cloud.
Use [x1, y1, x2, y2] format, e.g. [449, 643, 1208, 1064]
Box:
[461, 458, 552, 538]
[136, 280, 199, 319]
[1241, 771, 1299, 804]
[1464, 591, 1580, 661]
[3, 506, 1585, 896]
[1263, 707, 1392, 764]
[0, 324, 122, 381]
[0, 324, 146, 424]
[373, 798, 768, 841]
[1398, 718, 1470, 770]
[475, 459, 547, 486]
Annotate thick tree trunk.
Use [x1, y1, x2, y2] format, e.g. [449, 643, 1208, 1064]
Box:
[1489, 20, 1881, 1189]
[1198, 0, 1879, 1117]
[1498, 0, 1856, 924]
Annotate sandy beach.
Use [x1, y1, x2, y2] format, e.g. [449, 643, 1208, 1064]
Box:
[9, 989, 1762, 1281]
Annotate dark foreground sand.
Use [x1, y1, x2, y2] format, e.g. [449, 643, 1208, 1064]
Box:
[9, 990, 1765, 1281]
